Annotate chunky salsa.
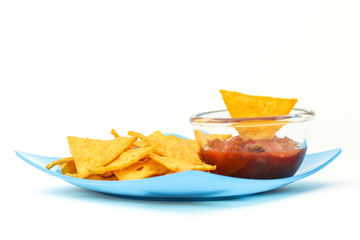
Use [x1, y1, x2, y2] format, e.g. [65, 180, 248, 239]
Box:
[201, 136, 306, 179]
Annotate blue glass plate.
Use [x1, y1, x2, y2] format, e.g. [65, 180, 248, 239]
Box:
[15, 136, 341, 200]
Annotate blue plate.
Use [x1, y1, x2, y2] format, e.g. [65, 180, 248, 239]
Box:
[15, 136, 341, 200]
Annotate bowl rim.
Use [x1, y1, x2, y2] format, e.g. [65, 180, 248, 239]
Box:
[190, 108, 315, 127]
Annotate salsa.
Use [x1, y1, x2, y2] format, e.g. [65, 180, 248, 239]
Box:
[201, 136, 306, 179]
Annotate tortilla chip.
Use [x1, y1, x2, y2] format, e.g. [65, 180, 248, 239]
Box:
[91, 145, 157, 174]
[146, 131, 203, 164]
[127, 131, 150, 148]
[46, 157, 73, 170]
[220, 90, 297, 139]
[220, 90, 297, 118]
[128, 131, 147, 141]
[111, 128, 120, 138]
[67, 136, 137, 178]
[59, 158, 77, 175]
[194, 130, 232, 149]
[64, 173, 79, 177]
[85, 174, 117, 181]
[132, 140, 148, 148]
[167, 134, 201, 153]
[149, 153, 216, 172]
[113, 159, 169, 180]
[230, 119, 289, 140]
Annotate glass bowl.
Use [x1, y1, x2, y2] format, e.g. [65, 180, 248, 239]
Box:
[190, 108, 315, 179]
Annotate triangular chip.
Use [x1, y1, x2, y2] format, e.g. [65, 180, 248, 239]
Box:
[146, 131, 202, 164]
[220, 90, 297, 139]
[127, 131, 149, 148]
[85, 174, 117, 181]
[111, 128, 120, 138]
[91, 145, 157, 174]
[148, 153, 216, 172]
[113, 159, 169, 180]
[46, 157, 73, 170]
[230, 120, 288, 140]
[220, 90, 297, 118]
[194, 130, 232, 149]
[59, 158, 77, 175]
[67, 136, 136, 178]
[132, 140, 147, 148]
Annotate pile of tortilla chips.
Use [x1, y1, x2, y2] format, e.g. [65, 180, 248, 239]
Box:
[47, 130, 216, 181]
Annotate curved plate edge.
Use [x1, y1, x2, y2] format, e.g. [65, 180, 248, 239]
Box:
[14, 148, 342, 199]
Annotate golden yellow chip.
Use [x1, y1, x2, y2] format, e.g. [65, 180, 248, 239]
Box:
[128, 131, 147, 141]
[146, 131, 202, 164]
[111, 128, 120, 138]
[167, 134, 201, 156]
[91, 145, 157, 175]
[64, 172, 79, 177]
[230, 120, 289, 140]
[113, 159, 169, 180]
[149, 153, 216, 172]
[132, 140, 148, 148]
[46, 157, 73, 170]
[220, 90, 297, 118]
[194, 130, 232, 149]
[67, 136, 137, 178]
[127, 131, 150, 148]
[101, 171, 114, 178]
[59, 158, 77, 175]
[220, 90, 297, 139]
[85, 174, 117, 181]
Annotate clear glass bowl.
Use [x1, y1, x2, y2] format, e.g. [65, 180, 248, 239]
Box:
[190, 108, 315, 179]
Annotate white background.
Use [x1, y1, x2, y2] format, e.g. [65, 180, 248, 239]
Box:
[1, 1, 359, 239]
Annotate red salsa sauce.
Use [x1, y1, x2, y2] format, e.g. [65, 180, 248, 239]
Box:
[201, 136, 306, 179]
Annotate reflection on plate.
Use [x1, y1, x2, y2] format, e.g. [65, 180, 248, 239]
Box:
[15, 139, 341, 200]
